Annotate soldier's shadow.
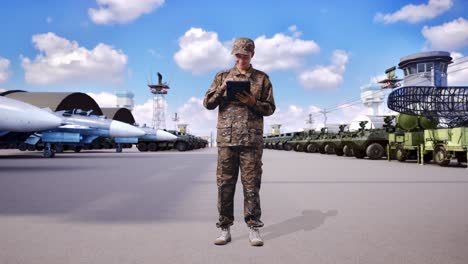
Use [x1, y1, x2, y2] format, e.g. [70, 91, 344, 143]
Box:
[235, 209, 338, 241]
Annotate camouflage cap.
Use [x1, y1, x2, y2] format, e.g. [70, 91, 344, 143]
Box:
[231, 37, 255, 55]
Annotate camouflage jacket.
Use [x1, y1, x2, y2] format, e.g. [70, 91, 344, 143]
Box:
[203, 65, 276, 147]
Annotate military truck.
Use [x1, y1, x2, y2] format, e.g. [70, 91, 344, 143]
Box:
[387, 114, 435, 163]
[422, 127, 468, 166]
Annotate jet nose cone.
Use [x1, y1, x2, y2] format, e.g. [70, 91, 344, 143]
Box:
[156, 129, 178, 141]
[109, 121, 145, 137]
[35, 110, 62, 130]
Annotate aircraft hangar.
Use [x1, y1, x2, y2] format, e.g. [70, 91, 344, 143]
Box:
[0, 91, 103, 115]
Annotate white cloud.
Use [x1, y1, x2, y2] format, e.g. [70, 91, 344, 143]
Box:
[22, 32, 128, 85]
[174, 26, 320, 74]
[298, 50, 349, 90]
[89, 0, 164, 25]
[132, 99, 154, 127]
[448, 52, 468, 85]
[87, 92, 117, 108]
[288, 24, 303, 38]
[0, 57, 11, 83]
[374, 0, 453, 24]
[173, 97, 217, 135]
[422, 18, 468, 51]
[174, 28, 232, 75]
[253, 31, 320, 71]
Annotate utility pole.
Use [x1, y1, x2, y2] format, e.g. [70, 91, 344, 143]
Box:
[320, 109, 330, 128]
[305, 113, 314, 130]
[172, 112, 180, 131]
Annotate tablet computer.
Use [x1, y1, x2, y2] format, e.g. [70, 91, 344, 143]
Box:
[226, 81, 251, 101]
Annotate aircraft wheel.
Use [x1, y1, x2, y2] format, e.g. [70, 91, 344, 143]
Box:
[43, 149, 55, 158]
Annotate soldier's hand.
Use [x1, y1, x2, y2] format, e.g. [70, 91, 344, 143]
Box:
[236, 91, 256, 107]
[218, 78, 232, 94]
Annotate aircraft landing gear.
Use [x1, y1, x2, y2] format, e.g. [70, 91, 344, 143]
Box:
[43, 143, 55, 158]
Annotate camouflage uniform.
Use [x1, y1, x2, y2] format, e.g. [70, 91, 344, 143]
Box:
[203, 41, 276, 228]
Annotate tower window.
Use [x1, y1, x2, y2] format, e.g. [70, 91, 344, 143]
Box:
[417, 63, 433, 73]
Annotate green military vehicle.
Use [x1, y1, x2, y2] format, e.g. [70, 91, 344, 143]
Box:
[263, 134, 279, 149]
[422, 127, 468, 166]
[288, 130, 310, 152]
[302, 128, 330, 153]
[276, 132, 301, 151]
[342, 120, 389, 160]
[387, 114, 436, 163]
[388, 114, 468, 166]
[321, 125, 352, 156]
[310, 127, 338, 154]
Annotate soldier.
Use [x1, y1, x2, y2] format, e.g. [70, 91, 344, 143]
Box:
[203, 37, 276, 246]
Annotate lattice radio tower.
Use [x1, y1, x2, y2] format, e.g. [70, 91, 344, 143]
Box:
[148, 72, 170, 129]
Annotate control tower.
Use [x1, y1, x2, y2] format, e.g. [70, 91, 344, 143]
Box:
[398, 51, 452, 87]
[148, 72, 170, 129]
[360, 83, 385, 116]
[271, 124, 281, 135]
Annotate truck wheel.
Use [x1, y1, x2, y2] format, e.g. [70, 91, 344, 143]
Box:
[137, 143, 148, 152]
[295, 144, 304, 152]
[366, 143, 385, 160]
[434, 146, 450, 166]
[74, 146, 82, 153]
[148, 143, 158, 152]
[354, 149, 366, 159]
[176, 142, 188, 151]
[343, 145, 353, 157]
[396, 147, 407, 162]
[335, 148, 344, 156]
[283, 143, 292, 151]
[306, 144, 317, 153]
[324, 144, 334, 154]
[18, 143, 27, 151]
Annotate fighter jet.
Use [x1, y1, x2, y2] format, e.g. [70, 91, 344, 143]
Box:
[0, 96, 62, 132]
[26, 109, 145, 157]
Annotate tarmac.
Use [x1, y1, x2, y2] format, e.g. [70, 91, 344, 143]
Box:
[0, 147, 467, 264]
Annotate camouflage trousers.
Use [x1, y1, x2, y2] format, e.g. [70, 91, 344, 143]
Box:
[216, 145, 264, 228]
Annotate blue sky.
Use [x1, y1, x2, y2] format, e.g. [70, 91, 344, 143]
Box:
[1, 0, 467, 134]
